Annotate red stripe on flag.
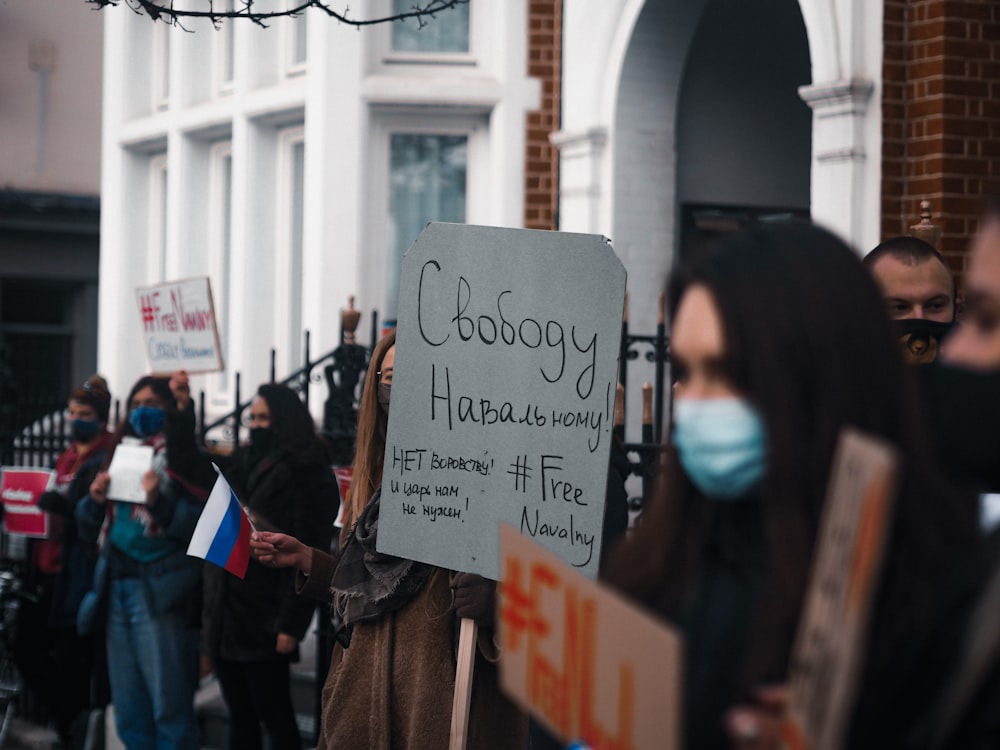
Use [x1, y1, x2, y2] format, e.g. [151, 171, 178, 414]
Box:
[224, 512, 252, 579]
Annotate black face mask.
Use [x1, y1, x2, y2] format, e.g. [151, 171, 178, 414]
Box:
[378, 383, 391, 415]
[919, 362, 1000, 494]
[249, 427, 275, 456]
[894, 318, 955, 365]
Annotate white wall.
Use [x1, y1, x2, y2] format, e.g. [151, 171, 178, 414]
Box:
[0, 0, 103, 193]
[98, 1, 540, 422]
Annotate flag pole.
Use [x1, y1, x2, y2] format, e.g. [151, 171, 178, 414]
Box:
[449, 617, 478, 750]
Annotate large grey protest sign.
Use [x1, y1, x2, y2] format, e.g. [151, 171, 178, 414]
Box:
[376, 222, 626, 580]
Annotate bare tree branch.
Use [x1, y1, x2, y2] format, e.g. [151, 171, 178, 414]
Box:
[85, 0, 469, 29]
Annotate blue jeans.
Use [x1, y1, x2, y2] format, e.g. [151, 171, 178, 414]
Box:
[106, 576, 199, 750]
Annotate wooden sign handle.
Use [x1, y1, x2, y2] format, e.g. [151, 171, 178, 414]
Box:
[449, 618, 479, 750]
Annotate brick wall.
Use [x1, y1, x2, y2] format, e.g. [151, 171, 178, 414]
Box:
[524, 0, 562, 230]
[882, 0, 1000, 281]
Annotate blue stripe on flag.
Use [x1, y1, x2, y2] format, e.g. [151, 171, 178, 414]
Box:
[204, 489, 243, 567]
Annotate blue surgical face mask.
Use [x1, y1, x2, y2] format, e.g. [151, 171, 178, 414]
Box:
[672, 397, 767, 499]
[129, 405, 165, 438]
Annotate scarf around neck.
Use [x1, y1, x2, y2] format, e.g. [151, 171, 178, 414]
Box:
[331, 489, 434, 632]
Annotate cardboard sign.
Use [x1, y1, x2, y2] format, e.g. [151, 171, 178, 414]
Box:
[107, 443, 155, 504]
[135, 277, 224, 374]
[498, 524, 682, 750]
[376, 223, 627, 580]
[782, 429, 901, 750]
[0, 468, 55, 538]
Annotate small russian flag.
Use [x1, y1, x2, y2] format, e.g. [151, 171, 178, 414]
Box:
[187, 469, 252, 579]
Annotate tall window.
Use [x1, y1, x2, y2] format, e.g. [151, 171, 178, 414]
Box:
[276, 129, 306, 371]
[386, 133, 467, 316]
[391, 0, 469, 53]
[290, 12, 307, 69]
[153, 22, 171, 108]
[149, 154, 168, 281]
[209, 143, 233, 395]
[216, 0, 235, 91]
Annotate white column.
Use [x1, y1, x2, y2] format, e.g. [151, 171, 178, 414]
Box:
[550, 126, 608, 236]
[799, 77, 876, 251]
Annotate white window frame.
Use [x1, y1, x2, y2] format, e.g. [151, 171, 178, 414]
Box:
[148, 153, 169, 283]
[214, 0, 235, 94]
[208, 142, 233, 404]
[274, 126, 306, 374]
[364, 109, 488, 319]
[285, 5, 308, 76]
[376, 0, 478, 68]
[153, 22, 171, 109]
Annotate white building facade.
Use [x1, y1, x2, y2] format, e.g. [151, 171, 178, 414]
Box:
[98, 1, 540, 415]
[99, 0, 885, 432]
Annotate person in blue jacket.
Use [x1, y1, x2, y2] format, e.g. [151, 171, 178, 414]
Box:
[77, 373, 210, 750]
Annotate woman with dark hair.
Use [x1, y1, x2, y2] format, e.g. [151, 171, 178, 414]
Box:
[601, 221, 975, 750]
[76, 372, 210, 750]
[201, 382, 336, 750]
[251, 330, 527, 749]
[12, 375, 114, 744]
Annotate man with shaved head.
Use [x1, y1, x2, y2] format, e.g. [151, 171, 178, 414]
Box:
[865, 236, 957, 363]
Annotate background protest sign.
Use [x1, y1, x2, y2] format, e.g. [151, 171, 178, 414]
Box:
[782, 428, 900, 750]
[498, 523, 682, 750]
[376, 222, 626, 580]
[0, 467, 55, 538]
[135, 277, 224, 374]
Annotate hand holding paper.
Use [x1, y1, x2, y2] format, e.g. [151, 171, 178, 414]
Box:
[89, 472, 110, 504]
[142, 470, 160, 506]
[107, 444, 155, 504]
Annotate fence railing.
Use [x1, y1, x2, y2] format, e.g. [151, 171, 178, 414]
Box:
[617, 294, 670, 510]
[0, 303, 669, 505]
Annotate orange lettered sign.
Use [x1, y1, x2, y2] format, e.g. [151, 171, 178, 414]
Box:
[498, 523, 682, 750]
[781, 428, 900, 750]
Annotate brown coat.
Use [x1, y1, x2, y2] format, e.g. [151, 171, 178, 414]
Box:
[299, 553, 527, 750]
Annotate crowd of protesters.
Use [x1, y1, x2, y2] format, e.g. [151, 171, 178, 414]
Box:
[4, 197, 1000, 750]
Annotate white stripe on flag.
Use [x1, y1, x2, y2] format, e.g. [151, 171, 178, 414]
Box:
[187, 470, 234, 558]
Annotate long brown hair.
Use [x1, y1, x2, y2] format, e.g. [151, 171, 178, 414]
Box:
[603, 221, 975, 693]
[343, 330, 396, 533]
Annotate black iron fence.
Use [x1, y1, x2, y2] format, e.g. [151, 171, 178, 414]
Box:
[0, 305, 669, 504]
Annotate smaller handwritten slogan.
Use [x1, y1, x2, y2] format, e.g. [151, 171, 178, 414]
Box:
[376, 223, 626, 580]
[135, 277, 224, 374]
[498, 524, 682, 750]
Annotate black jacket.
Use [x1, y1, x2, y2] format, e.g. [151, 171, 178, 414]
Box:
[202, 441, 337, 662]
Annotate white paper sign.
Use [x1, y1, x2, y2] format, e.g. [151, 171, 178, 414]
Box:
[107, 443, 155, 504]
[135, 277, 224, 373]
[376, 223, 627, 580]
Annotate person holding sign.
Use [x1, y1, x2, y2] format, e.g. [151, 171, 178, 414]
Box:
[201, 383, 336, 750]
[251, 331, 527, 749]
[601, 221, 974, 750]
[76, 373, 212, 750]
[11, 375, 114, 746]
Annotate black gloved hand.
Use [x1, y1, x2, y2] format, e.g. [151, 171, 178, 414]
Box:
[450, 572, 496, 629]
[37, 490, 73, 517]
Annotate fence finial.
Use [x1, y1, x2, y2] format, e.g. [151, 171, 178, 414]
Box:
[342, 296, 361, 345]
[910, 199, 942, 248]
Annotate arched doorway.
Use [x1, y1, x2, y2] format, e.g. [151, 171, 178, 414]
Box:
[607, 0, 812, 440]
[676, 0, 812, 256]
